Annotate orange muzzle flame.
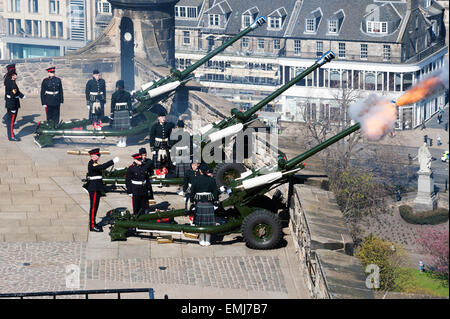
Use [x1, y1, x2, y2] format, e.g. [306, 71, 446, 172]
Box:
[396, 76, 442, 107]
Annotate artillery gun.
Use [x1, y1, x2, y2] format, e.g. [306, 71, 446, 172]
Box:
[107, 122, 361, 249]
[33, 16, 268, 148]
[93, 51, 337, 191]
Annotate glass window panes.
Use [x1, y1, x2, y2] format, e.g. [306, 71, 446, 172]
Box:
[209, 14, 219, 26]
[273, 39, 280, 50]
[258, 38, 264, 49]
[241, 37, 249, 48]
[183, 31, 190, 45]
[306, 19, 315, 32]
[294, 39, 301, 55]
[360, 44, 368, 59]
[242, 15, 251, 28]
[383, 45, 391, 61]
[328, 20, 338, 33]
[316, 41, 323, 57]
[338, 43, 345, 58]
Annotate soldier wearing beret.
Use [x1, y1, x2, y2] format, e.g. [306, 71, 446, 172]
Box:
[85, 148, 120, 232]
[40, 66, 64, 125]
[126, 152, 153, 215]
[190, 163, 219, 246]
[85, 69, 106, 130]
[3, 64, 25, 141]
[150, 108, 175, 170]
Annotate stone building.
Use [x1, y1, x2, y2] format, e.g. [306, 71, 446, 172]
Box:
[174, 0, 448, 129]
[0, 0, 110, 59]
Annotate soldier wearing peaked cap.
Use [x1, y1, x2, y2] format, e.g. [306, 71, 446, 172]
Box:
[139, 147, 155, 200]
[85, 148, 120, 232]
[3, 65, 25, 141]
[41, 66, 64, 125]
[85, 69, 106, 130]
[150, 107, 175, 170]
[126, 152, 153, 215]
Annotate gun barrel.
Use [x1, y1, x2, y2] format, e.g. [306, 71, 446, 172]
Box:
[238, 51, 336, 121]
[285, 122, 361, 170]
[179, 16, 267, 79]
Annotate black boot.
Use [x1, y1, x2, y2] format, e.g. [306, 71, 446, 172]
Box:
[89, 224, 103, 232]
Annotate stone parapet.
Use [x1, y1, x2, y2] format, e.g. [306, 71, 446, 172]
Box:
[287, 183, 373, 299]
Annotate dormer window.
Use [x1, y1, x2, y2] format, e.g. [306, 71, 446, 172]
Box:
[209, 14, 220, 27]
[366, 21, 388, 34]
[242, 14, 252, 28]
[269, 17, 282, 30]
[328, 20, 338, 33]
[306, 18, 316, 32]
[305, 9, 322, 33]
[176, 6, 199, 19]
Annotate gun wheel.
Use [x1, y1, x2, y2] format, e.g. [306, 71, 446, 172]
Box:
[213, 163, 246, 188]
[241, 210, 282, 250]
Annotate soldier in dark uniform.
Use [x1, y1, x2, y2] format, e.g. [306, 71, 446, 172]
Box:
[126, 152, 153, 215]
[183, 161, 200, 223]
[110, 80, 132, 147]
[139, 147, 154, 200]
[2, 63, 17, 127]
[85, 69, 106, 130]
[171, 120, 192, 179]
[4, 65, 25, 141]
[40, 66, 64, 124]
[190, 163, 219, 246]
[85, 148, 120, 232]
[150, 109, 175, 170]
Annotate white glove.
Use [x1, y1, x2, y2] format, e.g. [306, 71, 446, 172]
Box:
[43, 105, 47, 108]
[113, 156, 120, 164]
[128, 194, 133, 197]
[86, 104, 90, 110]
[22, 95, 26, 99]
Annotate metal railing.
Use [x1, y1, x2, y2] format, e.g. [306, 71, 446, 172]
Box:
[0, 288, 156, 299]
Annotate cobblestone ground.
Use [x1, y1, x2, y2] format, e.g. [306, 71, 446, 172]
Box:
[0, 242, 85, 296]
[83, 256, 287, 294]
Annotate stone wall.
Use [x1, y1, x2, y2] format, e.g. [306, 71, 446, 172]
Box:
[286, 183, 374, 299]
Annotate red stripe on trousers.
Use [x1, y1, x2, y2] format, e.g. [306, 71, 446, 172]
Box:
[10, 113, 15, 138]
[91, 191, 97, 226]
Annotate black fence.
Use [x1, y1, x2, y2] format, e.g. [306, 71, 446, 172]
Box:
[0, 288, 156, 299]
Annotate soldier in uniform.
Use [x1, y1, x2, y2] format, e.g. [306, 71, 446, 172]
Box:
[139, 147, 154, 200]
[85, 69, 106, 130]
[85, 148, 120, 232]
[110, 80, 132, 147]
[126, 152, 153, 215]
[2, 64, 17, 127]
[183, 161, 200, 222]
[171, 120, 192, 179]
[190, 163, 219, 246]
[40, 66, 64, 124]
[150, 108, 175, 170]
[4, 64, 25, 141]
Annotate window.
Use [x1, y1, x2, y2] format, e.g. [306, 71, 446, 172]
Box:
[306, 18, 315, 32]
[209, 14, 219, 27]
[383, 45, 391, 61]
[241, 37, 249, 48]
[187, 7, 197, 18]
[258, 39, 265, 49]
[294, 39, 301, 55]
[273, 39, 280, 50]
[242, 15, 252, 28]
[183, 31, 190, 45]
[328, 20, 338, 33]
[8, 19, 15, 35]
[316, 41, 323, 57]
[11, 0, 20, 12]
[360, 44, 368, 59]
[269, 17, 282, 30]
[25, 19, 32, 34]
[102, 2, 110, 13]
[179, 6, 186, 17]
[50, 21, 56, 37]
[28, 0, 38, 13]
[338, 42, 345, 58]
[33, 20, 40, 36]
[49, 0, 60, 14]
[366, 21, 388, 34]
[58, 21, 63, 38]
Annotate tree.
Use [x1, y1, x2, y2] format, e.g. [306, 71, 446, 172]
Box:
[416, 226, 449, 278]
[355, 234, 411, 293]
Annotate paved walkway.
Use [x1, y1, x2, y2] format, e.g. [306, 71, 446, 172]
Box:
[0, 96, 309, 299]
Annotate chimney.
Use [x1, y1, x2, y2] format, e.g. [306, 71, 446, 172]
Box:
[407, 0, 419, 11]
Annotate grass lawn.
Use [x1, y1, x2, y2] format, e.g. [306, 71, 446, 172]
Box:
[398, 269, 449, 297]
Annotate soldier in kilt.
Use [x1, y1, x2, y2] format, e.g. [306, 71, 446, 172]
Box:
[183, 162, 200, 220]
[150, 109, 175, 170]
[190, 163, 218, 246]
[110, 80, 131, 147]
[171, 120, 192, 179]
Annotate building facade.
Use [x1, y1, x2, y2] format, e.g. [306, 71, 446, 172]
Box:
[174, 0, 448, 129]
[0, 0, 109, 59]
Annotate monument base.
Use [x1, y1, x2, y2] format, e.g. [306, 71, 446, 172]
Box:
[413, 170, 438, 212]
